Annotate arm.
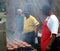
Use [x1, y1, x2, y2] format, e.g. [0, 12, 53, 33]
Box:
[31, 16, 40, 36]
[46, 15, 59, 50]
[35, 24, 40, 37]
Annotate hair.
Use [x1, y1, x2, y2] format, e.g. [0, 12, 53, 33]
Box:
[17, 9, 23, 13]
[42, 4, 51, 16]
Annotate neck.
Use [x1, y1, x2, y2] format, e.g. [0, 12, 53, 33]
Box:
[50, 12, 53, 15]
[19, 14, 22, 16]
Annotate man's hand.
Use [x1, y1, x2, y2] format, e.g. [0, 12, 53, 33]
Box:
[46, 45, 50, 51]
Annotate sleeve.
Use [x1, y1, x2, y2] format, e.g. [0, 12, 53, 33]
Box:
[51, 20, 59, 34]
[31, 16, 39, 26]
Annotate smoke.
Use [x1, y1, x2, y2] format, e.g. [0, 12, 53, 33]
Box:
[6, 0, 51, 43]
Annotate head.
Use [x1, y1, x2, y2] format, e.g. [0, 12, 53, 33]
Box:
[42, 4, 51, 16]
[24, 12, 30, 18]
[17, 9, 23, 16]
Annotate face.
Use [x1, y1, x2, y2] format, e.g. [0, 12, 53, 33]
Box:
[25, 13, 30, 18]
[18, 11, 22, 16]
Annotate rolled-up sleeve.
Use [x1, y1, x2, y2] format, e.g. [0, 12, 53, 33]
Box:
[51, 20, 59, 34]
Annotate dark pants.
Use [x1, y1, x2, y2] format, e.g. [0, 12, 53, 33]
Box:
[50, 36, 60, 51]
[21, 31, 35, 51]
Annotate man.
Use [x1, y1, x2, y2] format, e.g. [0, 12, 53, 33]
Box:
[41, 5, 59, 51]
[22, 12, 40, 51]
[7, 9, 31, 51]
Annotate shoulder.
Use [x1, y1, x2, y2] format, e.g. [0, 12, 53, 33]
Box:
[50, 15, 59, 21]
[30, 15, 36, 20]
